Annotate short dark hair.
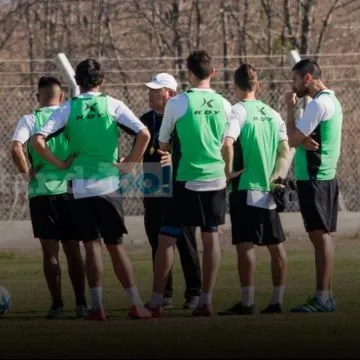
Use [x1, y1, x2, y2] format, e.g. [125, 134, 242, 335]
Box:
[186, 50, 213, 80]
[234, 64, 258, 91]
[75, 58, 104, 89]
[292, 59, 322, 79]
[38, 76, 62, 90]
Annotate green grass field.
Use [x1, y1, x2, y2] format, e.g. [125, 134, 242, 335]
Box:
[1, 237, 360, 359]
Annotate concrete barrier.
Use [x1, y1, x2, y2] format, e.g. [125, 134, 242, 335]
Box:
[0, 212, 359, 250]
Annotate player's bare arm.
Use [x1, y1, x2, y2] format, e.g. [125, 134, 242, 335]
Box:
[285, 92, 307, 148]
[119, 128, 150, 174]
[159, 141, 171, 152]
[157, 149, 171, 166]
[158, 142, 172, 166]
[221, 136, 243, 183]
[285, 92, 319, 150]
[301, 137, 319, 151]
[269, 140, 291, 191]
[221, 136, 234, 182]
[10, 141, 30, 181]
[31, 134, 74, 170]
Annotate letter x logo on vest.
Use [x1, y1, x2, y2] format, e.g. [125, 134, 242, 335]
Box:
[253, 106, 270, 121]
[85, 103, 97, 112]
[202, 98, 214, 108]
[77, 102, 103, 120]
[194, 97, 219, 116]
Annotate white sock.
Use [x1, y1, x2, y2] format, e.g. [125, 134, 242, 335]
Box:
[315, 290, 330, 302]
[125, 286, 143, 307]
[241, 286, 255, 307]
[90, 287, 103, 310]
[149, 292, 163, 309]
[199, 292, 213, 305]
[270, 286, 285, 305]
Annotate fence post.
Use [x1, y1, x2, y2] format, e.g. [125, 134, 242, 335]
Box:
[283, 50, 303, 178]
[54, 53, 80, 97]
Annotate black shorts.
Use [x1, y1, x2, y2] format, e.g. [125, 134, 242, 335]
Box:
[29, 193, 74, 241]
[161, 181, 226, 234]
[229, 191, 285, 246]
[297, 179, 339, 233]
[67, 190, 128, 245]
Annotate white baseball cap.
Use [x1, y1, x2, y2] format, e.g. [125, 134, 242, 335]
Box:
[145, 73, 178, 91]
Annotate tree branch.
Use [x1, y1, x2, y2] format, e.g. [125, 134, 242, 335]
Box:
[314, 0, 339, 55]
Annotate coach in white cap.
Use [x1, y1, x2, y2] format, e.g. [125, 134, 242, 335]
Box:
[145, 73, 178, 91]
[140, 73, 202, 310]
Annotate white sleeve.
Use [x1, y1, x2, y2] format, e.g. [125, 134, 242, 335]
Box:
[224, 102, 247, 141]
[108, 97, 145, 134]
[11, 114, 35, 144]
[222, 98, 232, 121]
[272, 110, 288, 142]
[37, 102, 70, 137]
[159, 94, 188, 143]
[296, 96, 335, 137]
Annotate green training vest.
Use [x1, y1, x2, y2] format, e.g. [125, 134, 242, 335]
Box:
[174, 90, 227, 181]
[28, 107, 69, 198]
[65, 94, 119, 180]
[295, 90, 343, 181]
[231, 100, 280, 192]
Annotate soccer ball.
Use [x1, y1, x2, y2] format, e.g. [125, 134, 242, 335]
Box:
[0, 286, 12, 315]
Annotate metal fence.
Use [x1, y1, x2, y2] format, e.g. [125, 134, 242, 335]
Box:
[1, 74, 360, 220]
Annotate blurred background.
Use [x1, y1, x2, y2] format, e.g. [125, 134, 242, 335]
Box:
[1, 0, 359, 219]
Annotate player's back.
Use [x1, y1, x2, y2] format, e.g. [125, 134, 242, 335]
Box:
[66, 93, 119, 180]
[235, 100, 282, 193]
[28, 106, 70, 197]
[174, 90, 228, 182]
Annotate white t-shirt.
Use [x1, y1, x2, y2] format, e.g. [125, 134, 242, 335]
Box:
[296, 90, 336, 136]
[36, 92, 146, 199]
[12, 106, 60, 144]
[224, 101, 288, 209]
[159, 88, 232, 191]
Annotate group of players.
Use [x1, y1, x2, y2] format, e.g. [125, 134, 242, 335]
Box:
[10, 50, 342, 320]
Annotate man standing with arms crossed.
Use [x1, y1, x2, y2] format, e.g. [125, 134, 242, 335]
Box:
[219, 64, 290, 315]
[286, 59, 343, 312]
[32, 59, 152, 320]
[146, 50, 232, 317]
[11, 76, 88, 319]
[141, 73, 202, 310]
